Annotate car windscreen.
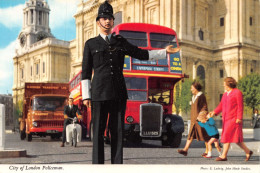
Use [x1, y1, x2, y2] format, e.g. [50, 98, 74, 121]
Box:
[32, 97, 67, 111]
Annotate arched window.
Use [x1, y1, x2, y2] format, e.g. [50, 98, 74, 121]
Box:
[197, 65, 205, 80]
[114, 11, 122, 27]
[197, 65, 205, 88]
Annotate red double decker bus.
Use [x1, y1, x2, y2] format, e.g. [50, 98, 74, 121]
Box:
[69, 23, 185, 147]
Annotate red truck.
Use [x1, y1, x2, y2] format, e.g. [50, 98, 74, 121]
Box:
[19, 83, 69, 141]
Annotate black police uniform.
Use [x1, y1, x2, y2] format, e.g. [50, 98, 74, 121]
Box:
[62, 105, 81, 144]
[81, 1, 159, 164]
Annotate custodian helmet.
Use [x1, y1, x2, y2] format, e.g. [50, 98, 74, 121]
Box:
[96, 0, 115, 21]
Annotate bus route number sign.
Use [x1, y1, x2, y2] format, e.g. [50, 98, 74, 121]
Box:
[169, 52, 182, 74]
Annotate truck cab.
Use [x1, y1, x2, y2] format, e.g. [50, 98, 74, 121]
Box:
[20, 83, 69, 141]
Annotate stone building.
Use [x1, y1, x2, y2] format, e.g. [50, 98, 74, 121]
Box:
[0, 94, 13, 129]
[13, 0, 260, 123]
[12, 0, 70, 125]
[72, 0, 260, 111]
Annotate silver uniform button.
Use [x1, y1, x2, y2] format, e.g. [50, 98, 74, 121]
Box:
[110, 52, 112, 54]
[111, 72, 113, 75]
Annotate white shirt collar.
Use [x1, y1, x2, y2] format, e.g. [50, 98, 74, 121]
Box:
[99, 33, 111, 41]
[192, 91, 203, 103]
[226, 90, 232, 96]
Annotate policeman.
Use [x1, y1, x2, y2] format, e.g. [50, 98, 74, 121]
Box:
[81, 0, 180, 164]
[60, 96, 82, 147]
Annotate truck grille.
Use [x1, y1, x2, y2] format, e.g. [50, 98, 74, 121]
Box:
[37, 121, 63, 128]
[140, 103, 162, 137]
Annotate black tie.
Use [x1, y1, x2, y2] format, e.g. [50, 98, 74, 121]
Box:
[105, 36, 110, 44]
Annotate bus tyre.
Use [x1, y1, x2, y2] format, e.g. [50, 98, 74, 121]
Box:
[20, 130, 26, 140]
[128, 132, 142, 144]
[169, 133, 182, 148]
[26, 133, 32, 142]
[73, 128, 77, 147]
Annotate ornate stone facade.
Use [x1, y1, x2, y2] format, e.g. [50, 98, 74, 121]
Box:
[12, 0, 70, 124]
[71, 0, 260, 111]
[13, 0, 260, 122]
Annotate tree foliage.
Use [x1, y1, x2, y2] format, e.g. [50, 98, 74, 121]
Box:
[238, 73, 260, 111]
[174, 79, 193, 116]
[15, 100, 23, 118]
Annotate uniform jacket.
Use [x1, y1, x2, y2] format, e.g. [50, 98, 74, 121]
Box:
[82, 34, 149, 101]
[188, 92, 209, 141]
[64, 105, 81, 119]
[214, 88, 244, 143]
[198, 118, 219, 137]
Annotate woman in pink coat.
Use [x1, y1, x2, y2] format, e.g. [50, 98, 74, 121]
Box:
[209, 77, 253, 161]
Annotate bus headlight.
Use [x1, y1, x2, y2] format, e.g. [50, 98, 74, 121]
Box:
[165, 117, 171, 124]
[32, 121, 38, 127]
[126, 116, 134, 123]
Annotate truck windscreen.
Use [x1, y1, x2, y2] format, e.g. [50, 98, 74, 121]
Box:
[32, 97, 67, 111]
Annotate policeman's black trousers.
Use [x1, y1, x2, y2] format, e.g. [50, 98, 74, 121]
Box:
[92, 99, 126, 164]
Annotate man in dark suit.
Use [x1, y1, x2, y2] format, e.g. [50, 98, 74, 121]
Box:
[60, 97, 82, 147]
[81, 0, 180, 164]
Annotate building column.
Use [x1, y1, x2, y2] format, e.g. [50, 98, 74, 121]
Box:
[47, 13, 49, 27]
[33, 9, 37, 25]
[187, 0, 192, 40]
[28, 10, 31, 24]
[192, 61, 196, 80]
[179, 0, 186, 40]
[23, 12, 25, 28]
[165, 0, 172, 28]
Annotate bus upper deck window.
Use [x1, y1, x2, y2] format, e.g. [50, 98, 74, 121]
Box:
[119, 31, 147, 47]
[150, 33, 177, 48]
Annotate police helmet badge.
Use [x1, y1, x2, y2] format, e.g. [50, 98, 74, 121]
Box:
[96, 0, 115, 21]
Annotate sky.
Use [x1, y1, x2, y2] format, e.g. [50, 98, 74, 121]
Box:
[0, 0, 80, 95]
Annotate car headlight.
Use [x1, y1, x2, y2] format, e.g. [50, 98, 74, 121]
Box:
[165, 117, 171, 124]
[32, 121, 38, 127]
[126, 116, 134, 123]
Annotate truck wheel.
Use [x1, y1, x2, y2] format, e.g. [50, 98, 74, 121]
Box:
[89, 121, 93, 141]
[26, 133, 32, 142]
[50, 134, 56, 140]
[56, 133, 62, 139]
[73, 128, 77, 147]
[169, 133, 182, 148]
[20, 130, 26, 140]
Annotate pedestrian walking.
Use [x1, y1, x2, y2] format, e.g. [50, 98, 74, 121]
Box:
[251, 109, 260, 128]
[209, 77, 253, 161]
[197, 112, 222, 158]
[81, 0, 180, 164]
[177, 81, 210, 157]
